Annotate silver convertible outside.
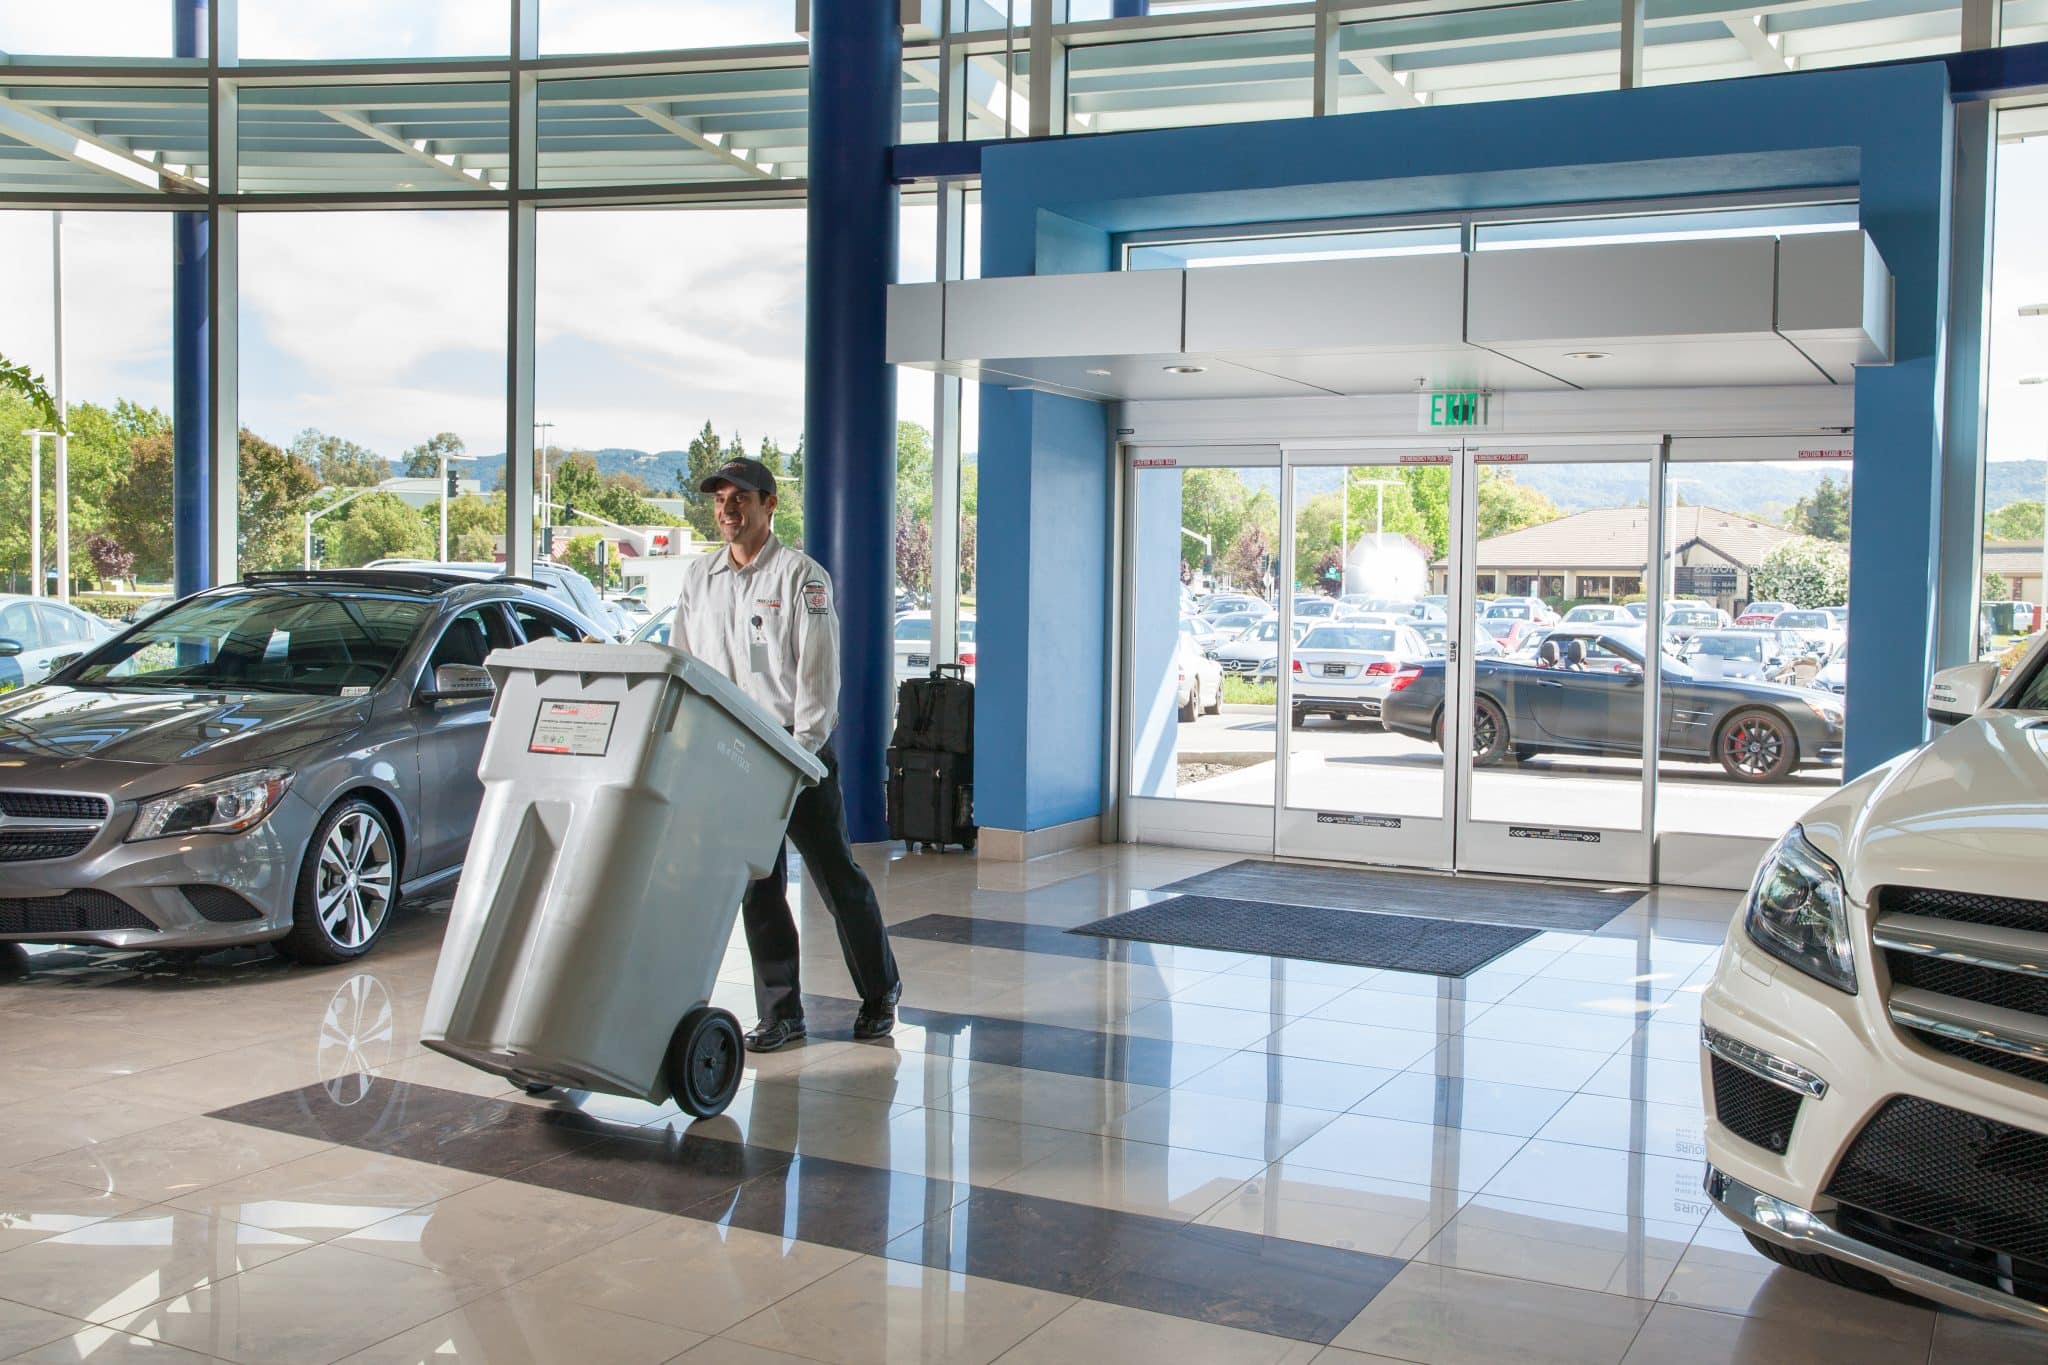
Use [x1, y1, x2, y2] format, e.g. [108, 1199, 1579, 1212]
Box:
[0, 569, 605, 965]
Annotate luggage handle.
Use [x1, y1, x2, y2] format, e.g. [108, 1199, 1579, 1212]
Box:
[932, 662, 968, 680]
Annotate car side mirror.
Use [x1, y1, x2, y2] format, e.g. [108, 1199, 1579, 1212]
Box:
[0, 639, 20, 657]
[1927, 661, 1998, 725]
[421, 663, 495, 703]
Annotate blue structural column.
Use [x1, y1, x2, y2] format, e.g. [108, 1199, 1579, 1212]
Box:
[1112, 1, 1151, 15]
[171, 0, 210, 599]
[806, 1, 901, 841]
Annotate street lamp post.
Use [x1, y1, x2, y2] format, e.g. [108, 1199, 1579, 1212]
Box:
[2021, 299, 2048, 618]
[22, 429, 60, 596]
[303, 485, 381, 568]
[1355, 478, 1399, 597]
[534, 421, 555, 560]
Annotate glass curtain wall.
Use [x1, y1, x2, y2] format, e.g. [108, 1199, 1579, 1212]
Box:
[237, 210, 507, 578]
[0, 210, 175, 657]
[1982, 104, 2048, 678]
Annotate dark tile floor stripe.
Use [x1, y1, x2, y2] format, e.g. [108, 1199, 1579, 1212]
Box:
[212, 1077, 1403, 1344]
[1071, 895, 1542, 978]
[1160, 859, 1639, 932]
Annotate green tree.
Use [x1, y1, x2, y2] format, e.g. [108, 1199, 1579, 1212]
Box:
[0, 351, 61, 429]
[293, 428, 387, 487]
[329, 491, 434, 567]
[237, 429, 323, 571]
[560, 532, 617, 590]
[1224, 521, 1272, 592]
[1788, 474, 1852, 542]
[402, 431, 465, 479]
[101, 424, 175, 582]
[551, 451, 605, 516]
[1752, 537, 1851, 609]
[1986, 500, 2045, 542]
[677, 421, 726, 539]
[453, 526, 498, 562]
[445, 491, 504, 543]
[1985, 570, 2011, 602]
[757, 435, 803, 547]
[1476, 469, 1562, 541]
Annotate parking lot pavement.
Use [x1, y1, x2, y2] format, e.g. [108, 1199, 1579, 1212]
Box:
[1163, 708, 1837, 840]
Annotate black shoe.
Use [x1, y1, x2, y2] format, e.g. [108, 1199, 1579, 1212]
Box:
[744, 1018, 807, 1053]
[854, 984, 902, 1041]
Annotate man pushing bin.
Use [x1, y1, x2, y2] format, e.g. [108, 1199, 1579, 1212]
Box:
[672, 456, 903, 1052]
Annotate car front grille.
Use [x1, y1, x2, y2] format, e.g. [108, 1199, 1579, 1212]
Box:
[0, 891, 155, 935]
[1709, 1056, 1802, 1155]
[1824, 1096, 2048, 1304]
[1873, 885, 2048, 1090]
[0, 830, 97, 861]
[0, 792, 108, 821]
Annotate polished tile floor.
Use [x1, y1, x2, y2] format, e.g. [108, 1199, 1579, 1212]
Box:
[0, 844, 2040, 1364]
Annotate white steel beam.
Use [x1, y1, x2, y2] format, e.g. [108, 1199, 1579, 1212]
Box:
[1725, 14, 1794, 73]
[0, 95, 206, 192]
[624, 100, 778, 178]
[1344, 50, 1427, 106]
[321, 108, 489, 186]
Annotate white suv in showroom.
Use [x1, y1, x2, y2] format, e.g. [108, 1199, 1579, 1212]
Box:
[1700, 635, 2048, 1329]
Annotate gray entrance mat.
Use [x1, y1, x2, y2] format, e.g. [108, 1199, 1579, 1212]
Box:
[1157, 860, 1637, 933]
[1069, 895, 1540, 978]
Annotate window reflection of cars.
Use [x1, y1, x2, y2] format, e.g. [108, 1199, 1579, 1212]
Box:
[1381, 625, 1843, 781]
[0, 595, 116, 691]
[892, 611, 977, 685]
[1680, 630, 1774, 680]
[1561, 604, 1629, 624]
[0, 570, 606, 965]
[1289, 623, 1429, 725]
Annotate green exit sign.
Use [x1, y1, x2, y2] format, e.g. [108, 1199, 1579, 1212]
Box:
[1427, 391, 1486, 428]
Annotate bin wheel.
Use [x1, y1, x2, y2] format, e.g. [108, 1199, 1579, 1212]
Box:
[667, 1006, 744, 1119]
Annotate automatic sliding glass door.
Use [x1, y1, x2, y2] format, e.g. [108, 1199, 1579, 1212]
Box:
[1452, 440, 1661, 883]
[1276, 445, 1464, 868]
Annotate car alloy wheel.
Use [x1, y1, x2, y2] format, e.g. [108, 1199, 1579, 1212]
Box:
[1470, 696, 1510, 766]
[318, 810, 395, 949]
[1718, 709, 1795, 781]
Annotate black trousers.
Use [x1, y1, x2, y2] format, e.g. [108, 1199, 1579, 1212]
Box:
[741, 743, 900, 1023]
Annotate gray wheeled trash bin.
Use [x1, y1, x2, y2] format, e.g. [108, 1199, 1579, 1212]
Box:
[422, 639, 825, 1118]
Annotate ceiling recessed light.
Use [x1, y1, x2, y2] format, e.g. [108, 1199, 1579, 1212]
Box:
[1163, 364, 1206, 375]
[1565, 351, 1610, 361]
[1085, 368, 1112, 377]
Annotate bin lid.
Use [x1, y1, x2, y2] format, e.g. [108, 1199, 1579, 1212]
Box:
[483, 640, 826, 784]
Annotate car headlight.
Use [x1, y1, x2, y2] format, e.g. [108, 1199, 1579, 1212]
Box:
[1744, 825, 1856, 994]
[1802, 698, 1844, 726]
[127, 768, 294, 842]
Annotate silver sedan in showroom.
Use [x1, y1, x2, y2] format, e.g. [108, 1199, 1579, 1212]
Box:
[0, 569, 604, 965]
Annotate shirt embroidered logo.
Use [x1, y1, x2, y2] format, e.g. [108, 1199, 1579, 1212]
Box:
[802, 581, 829, 615]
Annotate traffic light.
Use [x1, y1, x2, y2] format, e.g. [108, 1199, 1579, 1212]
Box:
[311, 534, 328, 561]
[446, 467, 460, 496]
[562, 501, 577, 525]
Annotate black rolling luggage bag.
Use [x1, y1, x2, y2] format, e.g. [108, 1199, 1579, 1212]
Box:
[888, 663, 976, 851]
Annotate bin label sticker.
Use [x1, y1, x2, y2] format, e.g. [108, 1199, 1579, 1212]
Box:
[529, 699, 618, 756]
[1508, 824, 1601, 844]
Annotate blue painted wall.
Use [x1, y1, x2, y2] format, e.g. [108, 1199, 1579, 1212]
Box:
[971, 62, 1955, 831]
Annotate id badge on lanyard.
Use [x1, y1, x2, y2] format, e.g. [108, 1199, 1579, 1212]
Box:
[748, 614, 770, 674]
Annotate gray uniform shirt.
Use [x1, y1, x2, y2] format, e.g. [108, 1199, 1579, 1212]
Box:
[671, 535, 840, 753]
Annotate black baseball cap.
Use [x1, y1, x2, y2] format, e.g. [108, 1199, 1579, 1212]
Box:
[700, 456, 777, 498]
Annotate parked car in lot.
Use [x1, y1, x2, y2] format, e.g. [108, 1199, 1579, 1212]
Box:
[1772, 609, 1844, 657]
[1180, 615, 1225, 656]
[893, 611, 977, 684]
[1480, 616, 1542, 654]
[1735, 600, 1793, 626]
[1561, 603, 1631, 625]
[1699, 635, 2048, 1328]
[1813, 643, 1846, 694]
[1205, 610, 1269, 638]
[1661, 603, 1732, 643]
[1380, 625, 1844, 781]
[1292, 596, 1340, 622]
[0, 595, 116, 692]
[1175, 632, 1223, 721]
[1216, 618, 1304, 675]
[1288, 623, 1430, 725]
[1679, 629, 1787, 681]
[608, 583, 657, 627]
[367, 559, 627, 638]
[1484, 596, 1560, 626]
[1199, 594, 1265, 621]
[0, 569, 608, 964]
